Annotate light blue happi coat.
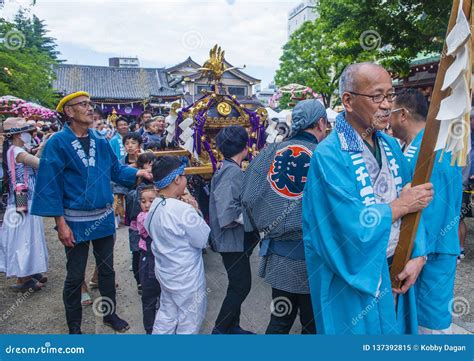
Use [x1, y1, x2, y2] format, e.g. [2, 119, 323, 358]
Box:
[403, 129, 462, 255]
[302, 113, 426, 334]
[109, 133, 126, 162]
[31, 123, 137, 242]
[404, 129, 462, 330]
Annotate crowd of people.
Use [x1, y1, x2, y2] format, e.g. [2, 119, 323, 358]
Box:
[0, 62, 471, 335]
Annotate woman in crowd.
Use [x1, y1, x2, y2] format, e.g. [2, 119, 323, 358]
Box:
[0, 117, 48, 292]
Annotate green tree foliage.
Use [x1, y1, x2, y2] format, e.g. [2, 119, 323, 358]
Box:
[0, 13, 59, 108]
[317, 0, 451, 75]
[275, 20, 375, 108]
[14, 9, 60, 60]
[275, 0, 452, 107]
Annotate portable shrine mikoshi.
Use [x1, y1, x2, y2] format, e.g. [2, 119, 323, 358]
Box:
[156, 45, 268, 176]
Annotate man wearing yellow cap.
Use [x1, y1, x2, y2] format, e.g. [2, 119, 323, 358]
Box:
[32, 91, 152, 334]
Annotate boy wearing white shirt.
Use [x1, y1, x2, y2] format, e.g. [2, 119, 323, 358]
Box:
[145, 156, 210, 334]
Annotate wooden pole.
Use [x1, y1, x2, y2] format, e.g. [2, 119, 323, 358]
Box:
[390, 0, 471, 287]
[184, 166, 214, 175]
[153, 149, 191, 157]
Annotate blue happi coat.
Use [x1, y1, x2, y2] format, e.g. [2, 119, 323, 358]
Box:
[109, 133, 126, 162]
[31, 123, 137, 242]
[403, 129, 462, 255]
[405, 129, 462, 330]
[302, 113, 426, 334]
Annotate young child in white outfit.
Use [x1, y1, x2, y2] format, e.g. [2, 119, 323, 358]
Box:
[145, 156, 210, 334]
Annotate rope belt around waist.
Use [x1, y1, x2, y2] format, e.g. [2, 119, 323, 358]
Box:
[64, 207, 113, 222]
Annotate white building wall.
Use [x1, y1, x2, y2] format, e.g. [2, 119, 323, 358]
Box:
[288, 0, 319, 37]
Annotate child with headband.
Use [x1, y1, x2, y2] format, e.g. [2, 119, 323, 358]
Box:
[145, 156, 210, 334]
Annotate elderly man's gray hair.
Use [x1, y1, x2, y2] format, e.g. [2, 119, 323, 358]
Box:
[338, 62, 383, 96]
[339, 64, 356, 97]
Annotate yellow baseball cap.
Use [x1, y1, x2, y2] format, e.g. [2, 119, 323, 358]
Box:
[56, 91, 90, 113]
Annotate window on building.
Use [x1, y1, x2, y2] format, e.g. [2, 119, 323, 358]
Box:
[227, 87, 246, 96]
[196, 85, 212, 94]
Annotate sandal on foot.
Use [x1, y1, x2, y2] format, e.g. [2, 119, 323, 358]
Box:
[103, 314, 130, 333]
[10, 279, 43, 292]
[81, 292, 93, 306]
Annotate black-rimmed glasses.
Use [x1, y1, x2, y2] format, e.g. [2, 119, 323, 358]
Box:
[67, 100, 95, 109]
[348, 91, 396, 103]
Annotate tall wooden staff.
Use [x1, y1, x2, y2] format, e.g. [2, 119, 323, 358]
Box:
[390, 0, 473, 288]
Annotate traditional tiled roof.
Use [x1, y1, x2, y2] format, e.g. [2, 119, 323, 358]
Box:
[53, 64, 182, 100]
[410, 54, 440, 66]
[170, 58, 260, 84]
[166, 56, 201, 73]
[224, 61, 260, 83]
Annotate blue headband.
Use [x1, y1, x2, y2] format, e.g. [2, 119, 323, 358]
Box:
[154, 162, 186, 189]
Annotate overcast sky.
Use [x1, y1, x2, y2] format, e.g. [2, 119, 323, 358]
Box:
[2, 0, 302, 87]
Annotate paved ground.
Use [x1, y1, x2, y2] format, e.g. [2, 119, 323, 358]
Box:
[0, 218, 472, 334]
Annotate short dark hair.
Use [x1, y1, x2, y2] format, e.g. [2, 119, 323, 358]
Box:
[216, 126, 249, 159]
[136, 152, 157, 169]
[144, 118, 156, 129]
[93, 107, 104, 118]
[116, 117, 129, 126]
[139, 111, 153, 121]
[139, 184, 156, 197]
[123, 132, 143, 145]
[152, 156, 182, 182]
[394, 88, 428, 121]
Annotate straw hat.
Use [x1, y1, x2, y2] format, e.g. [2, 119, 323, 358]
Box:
[2, 117, 36, 135]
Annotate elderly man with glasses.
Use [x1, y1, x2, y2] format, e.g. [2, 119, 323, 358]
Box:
[302, 63, 434, 334]
[31, 91, 152, 334]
